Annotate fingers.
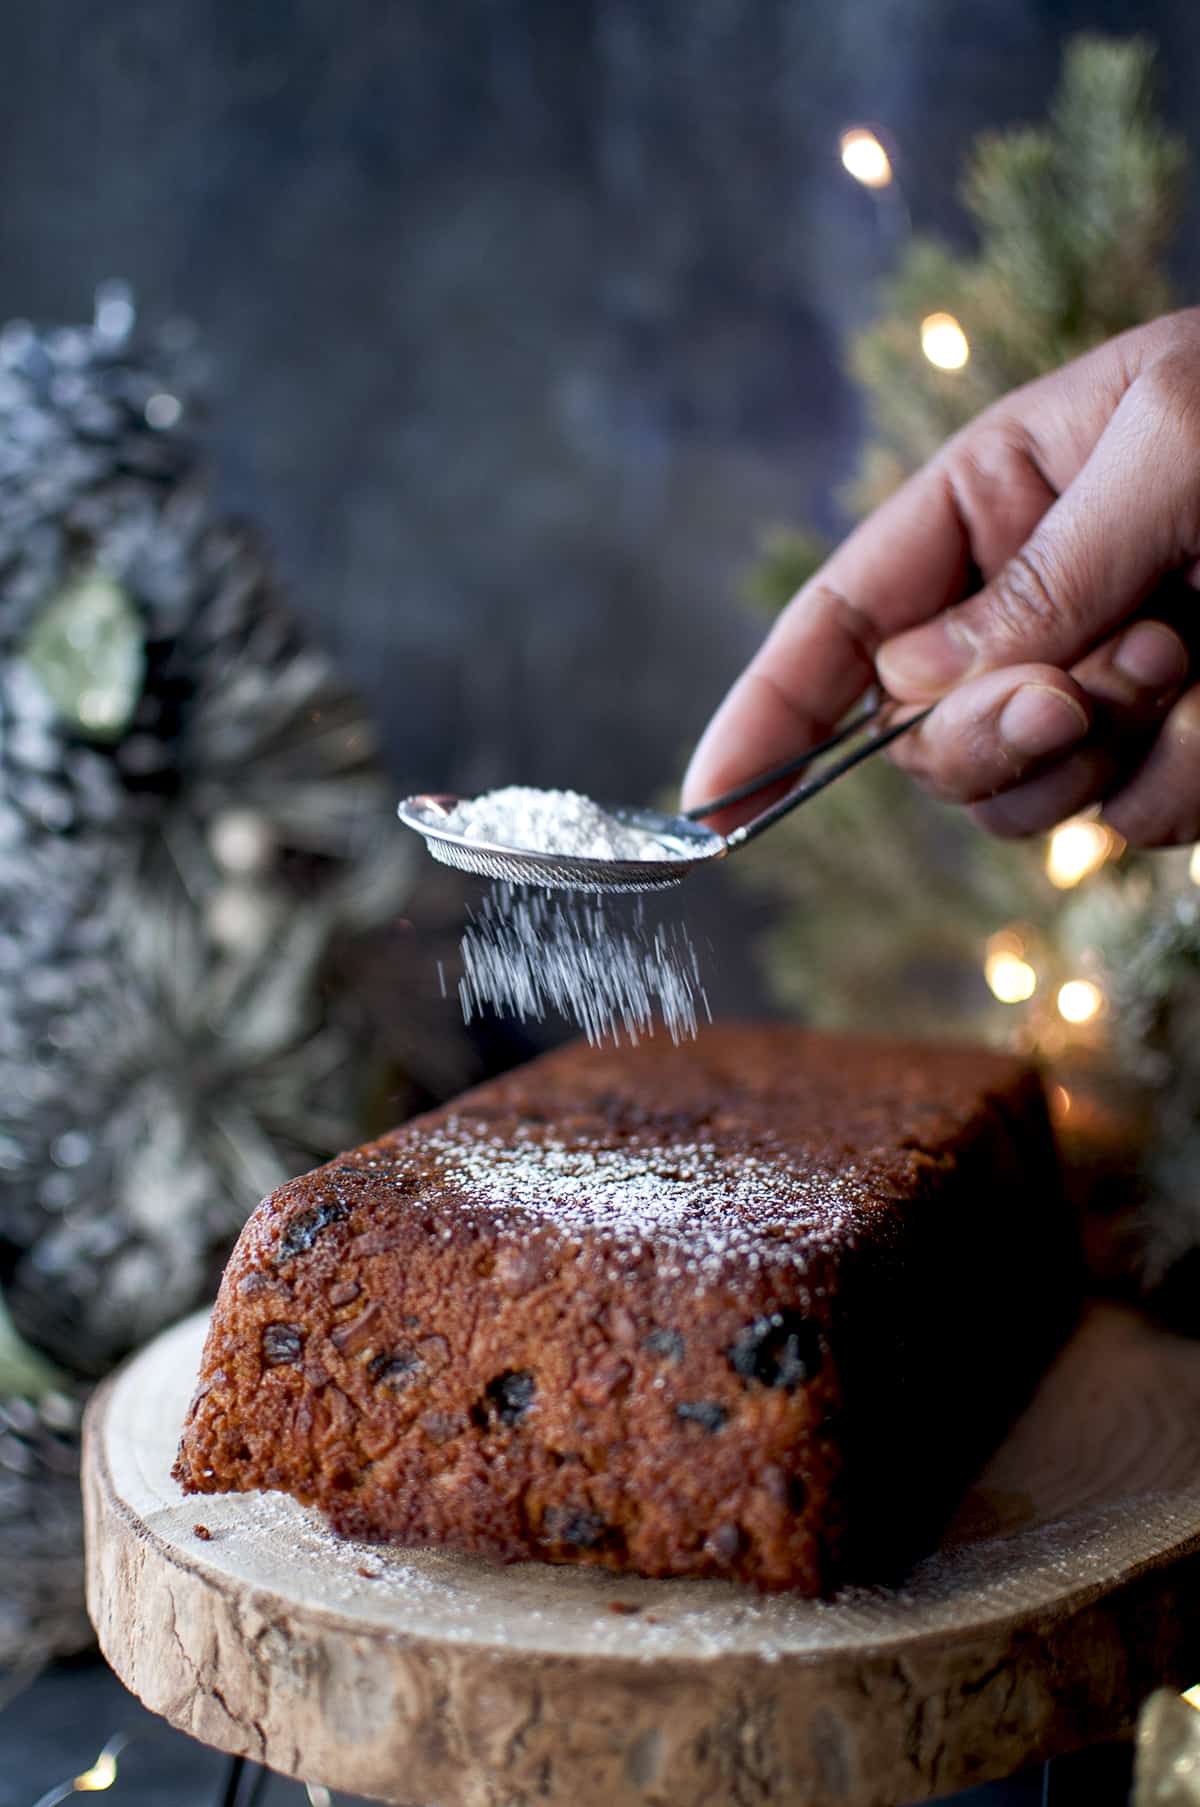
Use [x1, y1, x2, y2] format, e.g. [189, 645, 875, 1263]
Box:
[879, 340, 1200, 700]
[683, 326, 1149, 816]
[1103, 687, 1200, 846]
[961, 618, 1190, 837]
[683, 312, 1200, 826]
[683, 424, 1057, 815]
[682, 584, 879, 818]
[1078, 616, 1192, 698]
[969, 748, 1117, 839]
[893, 617, 1188, 812]
[888, 666, 1091, 804]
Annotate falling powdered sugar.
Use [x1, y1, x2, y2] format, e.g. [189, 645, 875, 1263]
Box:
[444, 786, 666, 862]
[456, 884, 712, 1046]
[429, 786, 715, 1042]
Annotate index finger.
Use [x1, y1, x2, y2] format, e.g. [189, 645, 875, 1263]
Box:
[681, 466, 974, 815]
[681, 329, 1142, 818]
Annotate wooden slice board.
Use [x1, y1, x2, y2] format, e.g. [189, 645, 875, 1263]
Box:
[84, 1304, 1200, 1807]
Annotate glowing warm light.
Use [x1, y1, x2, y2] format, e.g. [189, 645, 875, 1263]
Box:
[1189, 846, 1200, 886]
[1182, 1684, 1200, 1710]
[1057, 979, 1104, 1025]
[74, 1752, 119, 1792]
[30, 1738, 127, 1807]
[840, 128, 893, 188]
[1046, 818, 1115, 889]
[1052, 1084, 1072, 1120]
[985, 950, 1037, 1004]
[920, 312, 970, 371]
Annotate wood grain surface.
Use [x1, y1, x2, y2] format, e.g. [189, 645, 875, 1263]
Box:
[83, 1304, 1200, 1807]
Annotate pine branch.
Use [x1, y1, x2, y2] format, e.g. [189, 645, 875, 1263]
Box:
[740, 34, 1187, 1042]
[848, 34, 1184, 509]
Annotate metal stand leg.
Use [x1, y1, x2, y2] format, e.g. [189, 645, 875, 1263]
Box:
[1039, 1742, 1133, 1805]
[218, 1753, 270, 1806]
[219, 1755, 245, 1807]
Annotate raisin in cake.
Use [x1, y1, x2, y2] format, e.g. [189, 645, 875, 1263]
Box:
[174, 1027, 1077, 1593]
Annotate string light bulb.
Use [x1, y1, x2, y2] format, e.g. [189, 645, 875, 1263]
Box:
[985, 949, 1037, 1004]
[74, 1752, 119, 1793]
[1057, 979, 1104, 1025]
[920, 312, 970, 371]
[31, 1735, 128, 1807]
[1046, 817, 1118, 888]
[839, 128, 893, 188]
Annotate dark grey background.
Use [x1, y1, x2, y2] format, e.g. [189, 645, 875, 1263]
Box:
[3, 1, 1197, 1798]
[6, 1, 1200, 806]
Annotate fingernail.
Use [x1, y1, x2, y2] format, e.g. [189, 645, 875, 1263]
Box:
[1112, 621, 1188, 690]
[878, 620, 974, 695]
[999, 685, 1089, 758]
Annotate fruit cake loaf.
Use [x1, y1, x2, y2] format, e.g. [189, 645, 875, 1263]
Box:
[174, 1026, 1077, 1593]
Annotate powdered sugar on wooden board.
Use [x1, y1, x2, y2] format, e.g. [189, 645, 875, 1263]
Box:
[210, 1482, 1191, 1661]
[102, 1312, 1200, 1665]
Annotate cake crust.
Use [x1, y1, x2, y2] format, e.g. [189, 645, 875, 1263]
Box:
[174, 1027, 1077, 1593]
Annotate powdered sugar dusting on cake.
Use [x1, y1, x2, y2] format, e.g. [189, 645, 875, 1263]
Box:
[421, 1117, 874, 1281]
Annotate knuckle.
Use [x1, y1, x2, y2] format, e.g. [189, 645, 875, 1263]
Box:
[1166, 304, 1200, 339]
[1137, 344, 1200, 448]
[975, 543, 1072, 652]
[939, 415, 1058, 574]
[1149, 307, 1200, 360]
[1130, 310, 1200, 391]
[944, 418, 1025, 512]
[809, 584, 882, 663]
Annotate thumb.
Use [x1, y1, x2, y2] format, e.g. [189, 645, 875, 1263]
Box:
[877, 362, 1200, 700]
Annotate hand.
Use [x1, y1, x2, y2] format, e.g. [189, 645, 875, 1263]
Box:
[683, 310, 1200, 847]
